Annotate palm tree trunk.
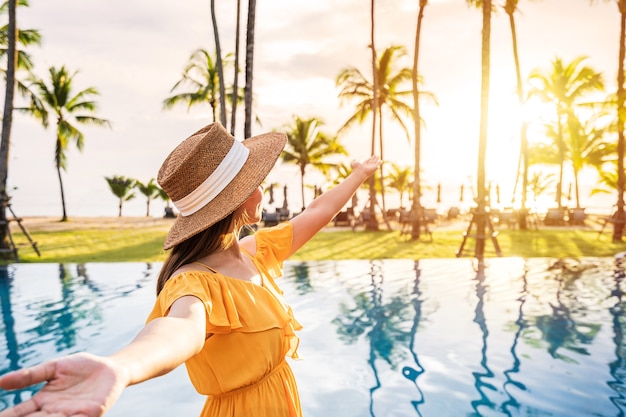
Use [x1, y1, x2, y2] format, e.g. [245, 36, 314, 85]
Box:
[244, 0, 257, 139]
[0, 0, 17, 256]
[300, 166, 306, 212]
[210, 102, 217, 123]
[56, 162, 68, 222]
[507, 7, 529, 229]
[377, 110, 392, 231]
[378, 107, 386, 214]
[474, 0, 492, 259]
[118, 198, 122, 217]
[366, 0, 379, 231]
[230, 0, 242, 136]
[613, 7, 626, 242]
[411, 1, 426, 240]
[210, 0, 227, 128]
[556, 112, 565, 209]
[573, 170, 581, 208]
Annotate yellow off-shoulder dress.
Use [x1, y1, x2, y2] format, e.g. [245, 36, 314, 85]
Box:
[146, 222, 303, 417]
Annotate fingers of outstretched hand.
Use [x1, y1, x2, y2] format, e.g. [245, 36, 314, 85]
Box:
[350, 155, 380, 170]
[0, 398, 40, 417]
[0, 398, 93, 417]
[367, 155, 382, 165]
[354, 155, 381, 174]
[0, 362, 55, 390]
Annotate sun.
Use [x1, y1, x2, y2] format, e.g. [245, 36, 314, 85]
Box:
[477, 71, 559, 210]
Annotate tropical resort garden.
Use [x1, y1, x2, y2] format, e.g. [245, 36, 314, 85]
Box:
[0, 1, 624, 263]
[3, 1, 626, 417]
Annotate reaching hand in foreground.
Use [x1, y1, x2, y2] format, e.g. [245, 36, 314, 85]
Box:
[350, 155, 381, 177]
[0, 352, 127, 417]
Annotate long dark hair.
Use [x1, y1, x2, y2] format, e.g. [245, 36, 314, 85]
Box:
[157, 212, 242, 295]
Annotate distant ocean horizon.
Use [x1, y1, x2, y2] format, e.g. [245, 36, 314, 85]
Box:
[7, 177, 618, 220]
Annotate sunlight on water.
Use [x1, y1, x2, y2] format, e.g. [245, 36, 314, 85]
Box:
[0, 258, 625, 417]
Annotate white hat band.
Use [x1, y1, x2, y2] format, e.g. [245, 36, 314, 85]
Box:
[173, 140, 250, 216]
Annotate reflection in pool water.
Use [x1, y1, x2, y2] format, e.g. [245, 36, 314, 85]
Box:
[0, 257, 625, 416]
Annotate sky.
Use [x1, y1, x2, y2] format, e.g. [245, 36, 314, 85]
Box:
[5, 0, 620, 218]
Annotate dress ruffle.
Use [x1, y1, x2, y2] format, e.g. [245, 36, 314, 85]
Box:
[152, 271, 301, 359]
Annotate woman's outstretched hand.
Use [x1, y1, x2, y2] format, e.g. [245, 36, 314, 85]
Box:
[0, 352, 127, 417]
[350, 155, 382, 177]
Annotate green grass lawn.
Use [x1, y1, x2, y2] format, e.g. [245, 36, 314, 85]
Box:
[7, 224, 626, 263]
[10, 227, 170, 263]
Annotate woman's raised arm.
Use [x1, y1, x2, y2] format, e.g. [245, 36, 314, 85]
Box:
[288, 155, 380, 256]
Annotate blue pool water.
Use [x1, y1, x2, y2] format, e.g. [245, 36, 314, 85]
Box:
[0, 257, 625, 417]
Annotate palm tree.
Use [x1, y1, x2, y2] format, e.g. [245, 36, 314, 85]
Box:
[27, 66, 110, 221]
[280, 116, 348, 212]
[368, 0, 379, 231]
[0, 6, 42, 116]
[336, 46, 434, 224]
[105, 176, 135, 217]
[0, 0, 16, 199]
[387, 162, 413, 210]
[135, 178, 159, 217]
[527, 56, 604, 209]
[527, 124, 560, 167]
[593, 0, 626, 241]
[0, 0, 18, 257]
[163, 49, 233, 124]
[567, 111, 614, 208]
[591, 165, 619, 197]
[503, 0, 531, 229]
[410, 0, 428, 240]
[0, 0, 40, 73]
[613, 0, 626, 241]
[230, 0, 242, 136]
[527, 113, 611, 209]
[243, 0, 257, 138]
[337, 46, 419, 142]
[461, 0, 494, 260]
[0, 0, 41, 87]
[209, 0, 226, 128]
[157, 186, 175, 218]
[528, 170, 555, 209]
[0, 0, 40, 257]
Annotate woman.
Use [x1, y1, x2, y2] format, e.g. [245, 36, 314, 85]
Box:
[0, 122, 380, 417]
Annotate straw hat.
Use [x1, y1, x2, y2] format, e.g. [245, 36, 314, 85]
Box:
[158, 122, 286, 249]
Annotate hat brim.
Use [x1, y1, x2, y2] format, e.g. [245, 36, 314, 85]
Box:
[163, 131, 287, 249]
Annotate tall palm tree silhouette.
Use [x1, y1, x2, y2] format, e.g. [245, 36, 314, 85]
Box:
[243, 0, 257, 138]
[410, 0, 428, 240]
[592, 0, 626, 240]
[459, 0, 498, 260]
[27, 66, 111, 221]
[503, 0, 530, 229]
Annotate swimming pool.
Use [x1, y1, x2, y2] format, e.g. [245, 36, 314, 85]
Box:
[0, 257, 624, 416]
